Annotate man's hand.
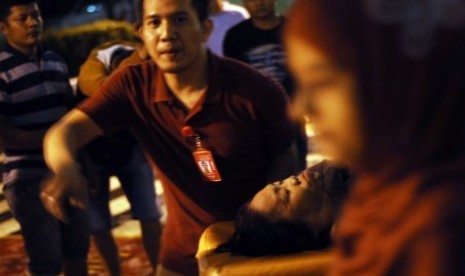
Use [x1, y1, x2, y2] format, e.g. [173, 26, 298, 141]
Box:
[41, 109, 103, 222]
[40, 171, 88, 223]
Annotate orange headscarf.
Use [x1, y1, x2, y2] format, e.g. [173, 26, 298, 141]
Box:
[285, 1, 465, 275]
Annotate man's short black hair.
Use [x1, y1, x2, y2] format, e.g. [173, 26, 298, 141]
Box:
[138, 0, 209, 26]
[0, 0, 38, 22]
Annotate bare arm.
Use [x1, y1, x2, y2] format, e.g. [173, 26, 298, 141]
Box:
[266, 142, 300, 183]
[44, 109, 102, 174]
[41, 109, 103, 221]
[0, 116, 46, 150]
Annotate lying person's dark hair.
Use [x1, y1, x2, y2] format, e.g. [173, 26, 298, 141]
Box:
[216, 202, 332, 256]
[216, 161, 351, 256]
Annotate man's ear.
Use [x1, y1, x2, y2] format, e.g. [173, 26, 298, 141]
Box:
[0, 21, 8, 35]
[201, 18, 214, 42]
[135, 22, 144, 42]
[133, 20, 143, 40]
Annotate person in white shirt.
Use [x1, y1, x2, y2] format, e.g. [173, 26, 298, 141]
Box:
[207, 0, 249, 55]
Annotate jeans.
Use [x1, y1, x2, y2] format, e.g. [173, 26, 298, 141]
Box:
[88, 147, 160, 232]
[3, 179, 89, 275]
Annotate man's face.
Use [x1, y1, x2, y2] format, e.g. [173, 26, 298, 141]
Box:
[0, 3, 43, 53]
[140, 0, 212, 73]
[243, 0, 275, 20]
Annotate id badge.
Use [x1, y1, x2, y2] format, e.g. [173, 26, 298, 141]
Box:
[193, 149, 222, 182]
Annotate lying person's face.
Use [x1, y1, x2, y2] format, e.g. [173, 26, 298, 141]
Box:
[286, 36, 362, 164]
[249, 174, 333, 230]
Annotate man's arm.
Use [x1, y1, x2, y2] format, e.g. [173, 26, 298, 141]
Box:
[0, 116, 46, 150]
[78, 55, 109, 97]
[79, 44, 140, 97]
[41, 109, 103, 221]
[266, 142, 299, 183]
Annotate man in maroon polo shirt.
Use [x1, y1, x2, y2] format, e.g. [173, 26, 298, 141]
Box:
[40, 0, 298, 274]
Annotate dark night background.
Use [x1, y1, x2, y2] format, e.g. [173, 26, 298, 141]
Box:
[38, 0, 139, 28]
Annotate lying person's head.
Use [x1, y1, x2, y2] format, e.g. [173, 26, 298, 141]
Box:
[218, 162, 350, 256]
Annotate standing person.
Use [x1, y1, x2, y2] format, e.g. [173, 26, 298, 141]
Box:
[0, 0, 89, 275]
[40, 0, 299, 274]
[78, 39, 162, 276]
[223, 0, 307, 169]
[207, 0, 249, 56]
[284, 0, 465, 275]
[223, 0, 289, 91]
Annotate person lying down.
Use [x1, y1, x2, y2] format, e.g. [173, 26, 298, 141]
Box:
[216, 161, 351, 256]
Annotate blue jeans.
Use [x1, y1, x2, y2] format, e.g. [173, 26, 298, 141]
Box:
[88, 147, 160, 233]
[3, 179, 89, 275]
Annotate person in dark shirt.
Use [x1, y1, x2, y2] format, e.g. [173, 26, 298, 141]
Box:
[39, 0, 299, 274]
[223, 0, 290, 92]
[0, 0, 88, 275]
[223, 0, 307, 170]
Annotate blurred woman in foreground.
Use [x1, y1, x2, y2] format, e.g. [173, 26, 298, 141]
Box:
[284, 0, 465, 275]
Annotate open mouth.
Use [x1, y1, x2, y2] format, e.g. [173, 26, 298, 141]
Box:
[159, 48, 182, 59]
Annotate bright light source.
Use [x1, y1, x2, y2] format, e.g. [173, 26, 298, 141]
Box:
[86, 4, 103, 13]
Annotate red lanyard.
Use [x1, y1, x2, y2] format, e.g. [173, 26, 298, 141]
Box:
[182, 126, 222, 182]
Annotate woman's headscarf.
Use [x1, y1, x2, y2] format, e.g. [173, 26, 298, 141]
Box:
[285, 1, 465, 275]
[285, 0, 465, 179]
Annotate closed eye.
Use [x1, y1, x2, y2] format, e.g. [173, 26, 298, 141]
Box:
[274, 187, 290, 208]
[284, 189, 290, 206]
